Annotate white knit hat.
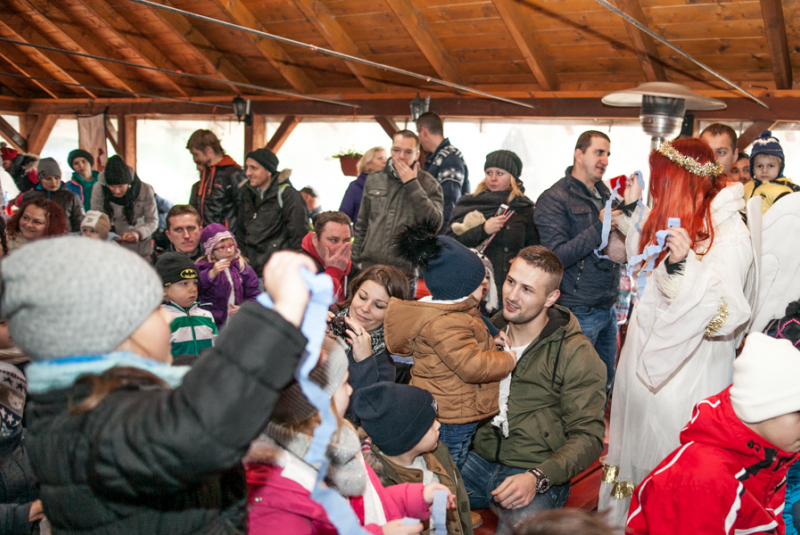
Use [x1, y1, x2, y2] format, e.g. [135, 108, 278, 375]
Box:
[730, 332, 800, 423]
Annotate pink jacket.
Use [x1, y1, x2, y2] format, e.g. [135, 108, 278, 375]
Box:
[246, 459, 430, 534]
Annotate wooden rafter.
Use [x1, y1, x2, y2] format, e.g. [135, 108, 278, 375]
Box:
[737, 120, 779, 151]
[491, 0, 559, 91]
[8, 0, 146, 96]
[291, 0, 387, 93]
[375, 117, 399, 139]
[24, 114, 57, 155]
[611, 0, 667, 82]
[206, 0, 317, 94]
[759, 0, 792, 89]
[0, 116, 28, 152]
[0, 52, 56, 98]
[266, 116, 302, 153]
[383, 0, 464, 85]
[60, 0, 189, 97]
[0, 19, 94, 98]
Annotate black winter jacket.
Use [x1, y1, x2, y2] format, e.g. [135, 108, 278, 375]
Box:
[424, 138, 469, 233]
[447, 190, 538, 298]
[0, 432, 39, 535]
[22, 184, 85, 232]
[25, 303, 306, 534]
[235, 170, 308, 274]
[189, 157, 247, 234]
[534, 167, 620, 309]
[6, 155, 38, 194]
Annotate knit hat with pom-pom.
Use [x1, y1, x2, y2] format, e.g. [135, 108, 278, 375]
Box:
[749, 130, 785, 179]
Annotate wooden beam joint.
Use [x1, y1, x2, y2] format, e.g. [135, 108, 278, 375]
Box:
[0, 116, 28, 152]
[266, 116, 301, 153]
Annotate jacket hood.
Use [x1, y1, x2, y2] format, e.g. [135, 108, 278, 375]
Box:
[214, 155, 241, 169]
[384, 296, 479, 355]
[244, 168, 293, 197]
[681, 387, 798, 473]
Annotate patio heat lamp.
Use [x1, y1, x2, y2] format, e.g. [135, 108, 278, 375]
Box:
[602, 82, 726, 151]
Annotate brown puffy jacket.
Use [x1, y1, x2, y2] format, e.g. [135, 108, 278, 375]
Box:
[384, 296, 516, 424]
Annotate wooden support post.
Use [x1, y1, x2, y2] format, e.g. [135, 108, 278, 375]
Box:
[0, 116, 28, 152]
[266, 116, 301, 154]
[23, 114, 57, 155]
[737, 120, 779, 151]
[375, 117, 399, 139]
[117, 114, 137, 169]
[244, 114, 266, 158]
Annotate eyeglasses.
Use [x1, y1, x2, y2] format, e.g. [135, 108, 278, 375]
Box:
[213, 243, 235, 252]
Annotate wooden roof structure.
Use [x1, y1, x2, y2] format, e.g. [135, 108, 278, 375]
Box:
[0, 0, 798, 158]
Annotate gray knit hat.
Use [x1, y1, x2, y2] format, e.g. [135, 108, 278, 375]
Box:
[270, 337, 349, 426]
[37, 157, 62, 179]
[485, 150, 522, 179]
[0, 237, 163, 361]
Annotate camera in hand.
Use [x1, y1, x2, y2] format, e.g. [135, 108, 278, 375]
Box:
[329, 316, 353, 337]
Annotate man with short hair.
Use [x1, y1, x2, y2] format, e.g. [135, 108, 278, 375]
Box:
[164, 204, 204, 261]
[353, 130, 444, 276]
[730, 151, 752, 184]
[301, 211, 352, 301]
[700, 123, 738, 175]
[299, 186, 322, 227]
[186, 129, 246, 232]
[534, 131, 620, 392]
[67, 149, 99, 212]
[416, 112, 469, 234]
[463, 246, 606, 535]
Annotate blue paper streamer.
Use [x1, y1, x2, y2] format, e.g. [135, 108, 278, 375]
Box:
[403, 517, 421, 525]
[633, 172, 646, 233]
[593, 179, 623, 260]
[628, 217, 681, 299]
[431, 489, 448, 535]
[257, 268, 371, 535]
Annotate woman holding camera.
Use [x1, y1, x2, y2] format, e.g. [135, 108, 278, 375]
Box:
[328, 264, 411, 405]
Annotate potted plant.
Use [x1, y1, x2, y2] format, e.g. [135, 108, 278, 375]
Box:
[333, 147, 362, 177]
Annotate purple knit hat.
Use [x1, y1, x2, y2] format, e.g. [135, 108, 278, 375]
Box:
[201, 223, 237, 260]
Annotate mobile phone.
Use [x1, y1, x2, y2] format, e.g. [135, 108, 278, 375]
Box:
[495, 204, 509, 217]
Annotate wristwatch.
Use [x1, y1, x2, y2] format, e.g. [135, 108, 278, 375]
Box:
[527, 468, 551, 494]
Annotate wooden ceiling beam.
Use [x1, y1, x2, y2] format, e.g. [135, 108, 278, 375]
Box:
[382, 0, 464, 85]
[375, 116, 399, 138]
[206, 0, 317, 94]
[266, 116, 302, 153]
[759, 0, 792, 89]
[0, 116, 28, 152]
[291, 0, 387, 93]
[24, 114, 57, 155]
[737, 120, 780, 151]
[490, 0, 559, 91]
[611, 0, 668, 82]
[0, 52, 55, 98]
[60, 0, 189, 97]
[0, 19, 94, 98]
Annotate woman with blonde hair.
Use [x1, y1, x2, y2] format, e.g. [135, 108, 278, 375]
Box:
[447, 150, 539, 297]
[340, 147, 388, 224]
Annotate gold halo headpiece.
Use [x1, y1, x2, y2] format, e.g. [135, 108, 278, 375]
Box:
[657, 141, 723, 177]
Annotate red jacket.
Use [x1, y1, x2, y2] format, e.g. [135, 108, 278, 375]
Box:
[246, 458, 429, 535]
[301, 232, 351, 303]
[627, 387, 799, 535]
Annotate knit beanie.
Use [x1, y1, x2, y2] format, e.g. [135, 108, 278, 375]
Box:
[0, 362, 25, 438]
[102, 155, 133, 185]
[485, 150, 523, 179]
[68, 149, 94, 169]
[0, 237, 163, 361]
[473, 248, 498, 313]
[749, 130, 785, 179]
[37, 157, 61, 179]
[351, 383, 438, 456]
[270, 338, 349, 426]
[774, 301, 800, 347]
[0, 143, 18, 165]
[730, 332, 800, 423]
[81, 210, 111, 240]
[246, 148, 279, 176]
[155, 252, 199, 286]
[200, 223, 237, 259]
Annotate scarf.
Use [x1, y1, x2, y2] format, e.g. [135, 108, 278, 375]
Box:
[103, 174, 143, 225]
[26, 351, 191, 395]
[386, 157, 401, 181]
[336, 307, 385, 357]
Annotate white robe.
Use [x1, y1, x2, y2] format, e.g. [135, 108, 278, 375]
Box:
[598, 183, 753, 529]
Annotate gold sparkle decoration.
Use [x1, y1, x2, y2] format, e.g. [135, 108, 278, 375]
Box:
[657, 141, 724, 177]
[611, 481, 636, 499]
[705, 301, 730, 337]
[602, 464, 620, 484]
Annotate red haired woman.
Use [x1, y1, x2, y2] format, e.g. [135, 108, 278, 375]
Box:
[598, 139, 753, 527]
[5, 197, 68, 254]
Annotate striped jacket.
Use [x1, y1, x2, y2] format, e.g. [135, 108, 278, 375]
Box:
[163, 302, 218, 357]
[627, 387, 799, 535]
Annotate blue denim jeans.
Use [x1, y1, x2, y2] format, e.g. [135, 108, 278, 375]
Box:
[439, 422, 479, 471]
[461, 452, 571, 535]
[568, 305, 618, 392]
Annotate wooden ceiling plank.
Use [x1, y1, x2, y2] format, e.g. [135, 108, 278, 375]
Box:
[61, 0, 190, 97]
[0, 52, 57, 98]
[382, 0, 465, 84]
[291, 0, 388, 93]
[758, 0, 792, 89]
[205, 0, 318, 94]
[375, 116, 399, 138]
[8, 0, 146, 96]
[0, 19, 95, 98]
[737, 120, 779, 151]
[489, 0, 559, 91]
[266, 116, 302, 152]
[611, 0, 668, 81]
[0, 116, 28, 152]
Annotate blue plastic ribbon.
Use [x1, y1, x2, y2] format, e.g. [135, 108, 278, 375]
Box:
[628, 217, 680, 299]
[593, 179, 623, 260]
[257, 268, 370, 535]
[431, 489, 448, 534]
[633, 172, 646, 233]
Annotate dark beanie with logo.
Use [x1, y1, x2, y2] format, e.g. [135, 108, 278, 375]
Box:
[155, 252, 199, 286]
[246, 148, 279, 175]
[351, 382, 438, 456]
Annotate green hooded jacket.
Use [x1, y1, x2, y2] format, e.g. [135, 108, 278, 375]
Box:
[472, 305, 606, 486]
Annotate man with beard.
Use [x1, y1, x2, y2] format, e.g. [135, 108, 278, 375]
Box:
[534, 130, 620, 392]
[461, 246, 606, 535]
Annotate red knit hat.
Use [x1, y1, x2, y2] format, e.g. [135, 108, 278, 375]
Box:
[0, 143, 19, 164]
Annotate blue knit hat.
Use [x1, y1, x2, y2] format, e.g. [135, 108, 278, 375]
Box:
[750, 130, 785, 179]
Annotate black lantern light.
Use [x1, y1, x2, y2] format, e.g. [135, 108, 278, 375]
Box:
[409, 93, 430, 121]
[231, 95, 253, 126]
